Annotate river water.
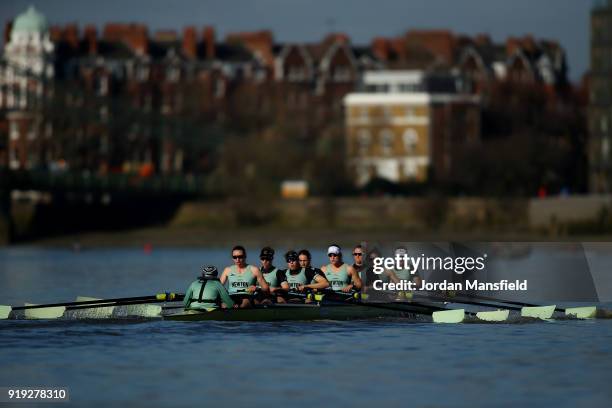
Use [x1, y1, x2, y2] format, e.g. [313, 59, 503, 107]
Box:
[1, 247, 611, 407]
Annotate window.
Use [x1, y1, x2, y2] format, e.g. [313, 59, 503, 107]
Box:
[357, 129, 371, 155]
[214, 79, 225, 98]
[380, 129, 394, 156]
[402, 162, 417, 178]
[288, 66, 306, 81]
[333, 66, 352, 82]
[359, 106, 368, 119]
[167, 66, 180, 82]
[383, 106, 392, 118]
[10, 121, 19, 141]
[402, 129, 418, 153]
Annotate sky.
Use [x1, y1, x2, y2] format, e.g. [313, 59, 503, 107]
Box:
[1, 0, 592, 82]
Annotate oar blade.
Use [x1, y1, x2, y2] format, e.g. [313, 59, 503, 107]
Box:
[476, 309, 510, 322]
[0, 305, 12, 319]
[24, 303, 66, 319]
[432, 309, 465, 323]
[521, 305, 555, 319]
[71, 296, 115, 318]
[565, 306, 597, 319]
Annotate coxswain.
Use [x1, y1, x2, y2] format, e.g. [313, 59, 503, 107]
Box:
[279, 250, 329, 301]
[220, 245, 269, 308]
[320, 244, 362, 293]
[183, 265, 235, 310]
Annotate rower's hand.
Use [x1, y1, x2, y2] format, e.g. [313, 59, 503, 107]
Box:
[341, 285, 353, 293]
[247, 285, 257, 293]
[297, 284, 306, 292]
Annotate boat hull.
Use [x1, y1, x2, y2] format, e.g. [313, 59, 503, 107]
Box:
[164, 303, 420, 322]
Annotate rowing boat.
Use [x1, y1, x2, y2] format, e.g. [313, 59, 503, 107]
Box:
[164, 302, 423, 322]
[2, 291, 604, 323]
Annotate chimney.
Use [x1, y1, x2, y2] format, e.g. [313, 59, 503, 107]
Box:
[226, 30, 273, 67]
[182, 26, 197, 59]
[521, 35, 536, 53]
[49, 25, 61, 42]
[127, 24, 148, 56]
[324, 32, 350, 45]
[391, 38, 406, 60]
[371, 37, 390, 61]
[63, 24, 79, 50]
[474, 33, 491, 46]
[3, 20, 12, 45]
[104, 23, 149, 56]
[84, 25, 97, 55]
[506, 37, 520, 56]
[203, 26, 215, 59]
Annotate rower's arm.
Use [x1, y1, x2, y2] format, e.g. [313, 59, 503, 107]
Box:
[213, 281, 235, 308]
[253, 267, 270, 292]
[386, 270, 400, 284]
[349, 266, 363, 290]
[308, 274, 329, 290]
[220, 267, 230, 285]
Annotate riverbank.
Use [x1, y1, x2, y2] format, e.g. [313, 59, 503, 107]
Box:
[6, 195, 612, 247]
[20, 224, 612, 249]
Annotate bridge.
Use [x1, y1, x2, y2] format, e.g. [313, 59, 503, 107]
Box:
[0, 169, 205, 244]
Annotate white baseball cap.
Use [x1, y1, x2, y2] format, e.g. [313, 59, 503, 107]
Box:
[327, 245, 341, 255]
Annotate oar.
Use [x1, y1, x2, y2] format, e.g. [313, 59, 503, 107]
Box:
[285, 290, 471, 323]
[449, 293, 597, 319]
[1, 293, 184, 319]
[407, 292, 555, 320]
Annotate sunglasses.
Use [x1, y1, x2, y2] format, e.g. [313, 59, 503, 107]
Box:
[328, 253, 340, 257]
[286, 258, 298, 263]
[260, 257, 272, 261]
[232, 255, 245, 259]
[353, 252, 363, 256]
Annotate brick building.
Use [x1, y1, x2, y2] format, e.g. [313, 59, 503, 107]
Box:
[0, 6, 571, 188]
[0, 7, 379, 175]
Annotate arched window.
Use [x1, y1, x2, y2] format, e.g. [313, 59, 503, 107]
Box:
[402, 129, 418, 153]
[380, 129, 394, 156]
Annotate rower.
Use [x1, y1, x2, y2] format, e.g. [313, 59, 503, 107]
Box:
[279, 250, 329, 301]
[184, 266, 235, 310]
[392, 246, 422, 288]
[259, 246, 281, 294]
[351, 244, 365, 278]
[297, 249, 325, 278]
[220, 245, 269, 308]
[364, 248, 398, 290]
[320, 244, 362, 293]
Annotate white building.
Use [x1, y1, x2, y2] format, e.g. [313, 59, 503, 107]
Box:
[344, 70, 480, 186]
